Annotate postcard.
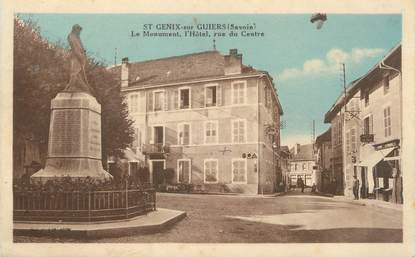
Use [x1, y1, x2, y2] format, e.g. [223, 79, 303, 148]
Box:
[1, 1, 414, 257]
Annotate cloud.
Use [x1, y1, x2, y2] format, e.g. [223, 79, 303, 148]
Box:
[278, 47, 385, 81]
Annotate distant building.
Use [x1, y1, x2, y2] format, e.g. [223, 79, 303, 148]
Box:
[279, 145, 291, 190]
[289, 143, 317, 187]
[325, 85, 361, 196]
[315, 128, 332, 192]
[110, 49, 283, 194]
[323, 44, 402, 203]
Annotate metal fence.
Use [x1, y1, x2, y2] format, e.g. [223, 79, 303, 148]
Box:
[13, 188, 156, 222]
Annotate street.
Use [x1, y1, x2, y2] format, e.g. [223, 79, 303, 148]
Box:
[14, 190, 402, 243]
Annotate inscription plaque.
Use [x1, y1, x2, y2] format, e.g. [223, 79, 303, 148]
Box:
[32, 92, 112, 181]
[50, 109, 81, 156]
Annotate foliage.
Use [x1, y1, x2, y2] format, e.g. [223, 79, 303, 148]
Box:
[13, 18, 135, 166]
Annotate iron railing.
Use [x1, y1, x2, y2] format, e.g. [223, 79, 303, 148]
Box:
[142, 143, 170, 154]
[13, 188, 156, 222]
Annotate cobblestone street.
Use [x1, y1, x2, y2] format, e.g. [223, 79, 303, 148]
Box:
[14, 191, 402, 243]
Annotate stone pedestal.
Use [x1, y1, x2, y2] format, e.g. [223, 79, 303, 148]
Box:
[32, 92, 112, 182]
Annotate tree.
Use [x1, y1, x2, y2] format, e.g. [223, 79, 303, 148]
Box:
[13, 18, 134, 172]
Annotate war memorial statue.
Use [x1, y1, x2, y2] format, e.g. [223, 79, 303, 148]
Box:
[64, 24, 95, 96]
[31, 24, 112, 182]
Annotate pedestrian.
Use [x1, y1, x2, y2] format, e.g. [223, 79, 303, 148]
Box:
[311, 183, 316, 193]
[301, 178, 305, 193]
[331, 178, 337, 195]
[353, 175, 360, 200]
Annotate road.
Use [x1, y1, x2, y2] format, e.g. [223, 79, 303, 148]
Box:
[14, 190, 402, 243]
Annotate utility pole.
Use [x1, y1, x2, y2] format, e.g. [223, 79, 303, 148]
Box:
[343, 63, 347, 111]
[312, 120, 315, 143]
[341, 63, 347, 196]
[114, 48, 118, 66]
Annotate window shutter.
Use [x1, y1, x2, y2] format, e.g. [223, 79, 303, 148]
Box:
[174, 90, 179, 109]
[164, 91, 169, 111]
[183, 124, 190, 145]
[148, 126, 153, 144]
[199, 88, 205, 108]
[217, 85, 222, 106]
[369, 115, 374, 134]
[147, 91, 153, 112]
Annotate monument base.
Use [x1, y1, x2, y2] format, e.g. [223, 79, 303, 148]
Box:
[31, 91, 112, 183]
[32, 158, 112, 182]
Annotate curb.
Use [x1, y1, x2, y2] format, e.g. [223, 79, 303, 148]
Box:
[331, 197, 402, 210]
[14, 209, 187, 239]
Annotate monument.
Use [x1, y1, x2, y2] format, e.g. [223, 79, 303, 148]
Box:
[31, 24, 112, 182]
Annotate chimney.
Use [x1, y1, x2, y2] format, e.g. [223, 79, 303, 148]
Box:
[121, 57, 129, 88]
[295, 143, 301, 155]
[224, 49, 242, 75]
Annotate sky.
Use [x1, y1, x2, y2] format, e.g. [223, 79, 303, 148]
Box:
[18, 14, 401, 148]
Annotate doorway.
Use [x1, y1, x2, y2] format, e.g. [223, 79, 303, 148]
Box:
[150, 160, 166, 187]
[360, 167, 368, 198]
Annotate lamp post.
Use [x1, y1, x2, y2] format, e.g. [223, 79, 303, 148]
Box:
[272, 141, 278, 192]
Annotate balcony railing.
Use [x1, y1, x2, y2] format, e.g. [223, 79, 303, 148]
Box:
[13, 188, 156, 222]
[142, 143, 170, 155]
[360, 134, 374, 143]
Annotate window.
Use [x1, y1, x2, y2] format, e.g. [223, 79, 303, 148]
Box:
[232, 81, 246, 105]
[179, 88, 190, 109]
[232, 119, 246, 143]
[294, 164, 298, 171]
[132, 127, 141, 148]
[302, 163, 306, 170]
[265, 87, 272, 108]
[363, 115, 373, 135]
[384, 106, 392, 137]
[178, 123, 191, 145]
[177, 159, 191, 183]
[204, 121, 218, 144]
[204, 159, 218, 183]
[348, 99, 359, 112]
[383, 75, 390, 94]
[153, 91, 165, 111]
[153, 126, 164, 145]
[128, 94, 139, 113]
[364, 91, 369, 107]
[205, 83, 221, 107]
[232, 159, 247, 183]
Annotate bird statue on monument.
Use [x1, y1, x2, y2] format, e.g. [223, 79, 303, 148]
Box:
[64, 24, 95, 96]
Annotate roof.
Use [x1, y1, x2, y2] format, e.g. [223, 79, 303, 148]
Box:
[111, 49, 283, 115]
[290, 144, 315, 161]
[324, 77, 361, 123]
[279, 145, 290, 157]
[111, 50, 260, 87]
[280, 145, 290, 152]
[315, 128, 331, 145]
[324, 43, 401, 123]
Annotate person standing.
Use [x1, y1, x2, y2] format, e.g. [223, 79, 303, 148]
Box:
[353, 175, 360, 200]
[298, 177, 305, 193]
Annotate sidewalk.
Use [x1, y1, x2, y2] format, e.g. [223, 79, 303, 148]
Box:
[14, 208, 186, 239]
[333, 196, 403, 211]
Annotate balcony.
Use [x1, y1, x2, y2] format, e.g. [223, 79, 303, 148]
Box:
[360, 134, 374, 143]
[142, 143, 170, 155]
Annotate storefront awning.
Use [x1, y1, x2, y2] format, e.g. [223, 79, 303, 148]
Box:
[383, 156, 400, 161]
[356, 146, 396, 169]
